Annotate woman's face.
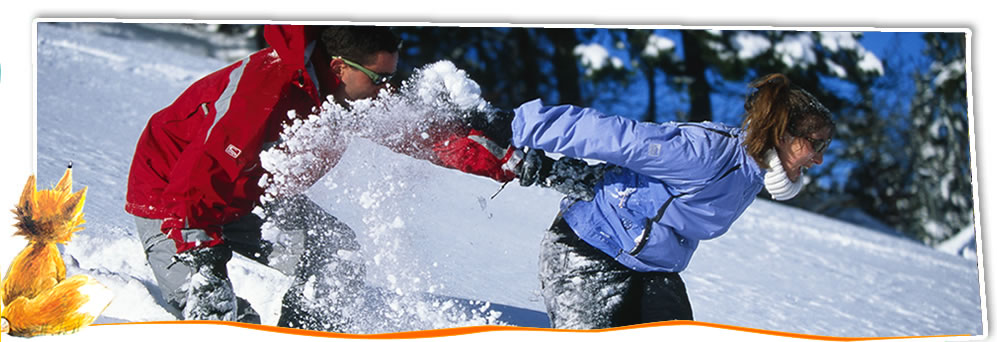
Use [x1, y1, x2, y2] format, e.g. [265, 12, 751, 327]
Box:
[776, 127, 832, 182]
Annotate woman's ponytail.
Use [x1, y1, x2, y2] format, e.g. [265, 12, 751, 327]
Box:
[742, 74, 793, 168]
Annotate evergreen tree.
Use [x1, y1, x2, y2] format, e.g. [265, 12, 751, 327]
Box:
[901, 32, 972, 244]
[837, 32, 971, 245]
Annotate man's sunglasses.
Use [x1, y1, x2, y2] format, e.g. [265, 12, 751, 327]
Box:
[804, 136, 831, 154]
[334, 56, 394, 85]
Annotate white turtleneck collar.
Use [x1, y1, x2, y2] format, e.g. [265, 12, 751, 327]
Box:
[763, 148, 803, 201]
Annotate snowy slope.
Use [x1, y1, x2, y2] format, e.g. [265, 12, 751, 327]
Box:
[3, 22, 983, 338]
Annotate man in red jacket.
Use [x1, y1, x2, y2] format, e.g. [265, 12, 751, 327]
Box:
[126, 25, 523, 330]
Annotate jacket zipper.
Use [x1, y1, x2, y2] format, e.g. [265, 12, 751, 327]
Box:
[627, 164, 740, 256]
[626, 123, 742, 257]
[677, 123, 737, 138]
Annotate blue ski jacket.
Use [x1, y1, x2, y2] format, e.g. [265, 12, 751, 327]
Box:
[511, 99, 767, 272]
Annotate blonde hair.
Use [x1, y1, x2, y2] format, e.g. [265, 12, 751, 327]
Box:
[741, 74, 833, 168]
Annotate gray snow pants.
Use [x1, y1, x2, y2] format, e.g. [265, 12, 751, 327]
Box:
[539, 216, 693, 329]
[134, 194, 365, 331]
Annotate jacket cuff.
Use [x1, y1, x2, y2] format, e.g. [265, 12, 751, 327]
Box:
[510, 98, 544, 149]
[162, 217, 224, 253]
[433, 129, 519, 183]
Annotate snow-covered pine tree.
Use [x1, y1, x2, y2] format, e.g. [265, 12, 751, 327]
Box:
[901, 32, 973, 244]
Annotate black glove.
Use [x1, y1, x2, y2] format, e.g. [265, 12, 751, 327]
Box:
[220, 213, 272, 265]
[174, 246, 237, 321]
[463, 108, 515, 149]
[175, 245, 231, 278]
[515, 148, 607, 201]
[515, 147, 552, 187]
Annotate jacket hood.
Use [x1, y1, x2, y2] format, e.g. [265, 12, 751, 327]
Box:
[263, 25, 324, 70]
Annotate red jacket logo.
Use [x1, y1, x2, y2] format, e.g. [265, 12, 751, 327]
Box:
[225, 144, 242, 158]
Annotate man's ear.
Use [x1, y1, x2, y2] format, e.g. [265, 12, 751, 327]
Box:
[329, 58, 345, 77]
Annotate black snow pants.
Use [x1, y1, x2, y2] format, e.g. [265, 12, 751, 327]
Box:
[538, 216, 693, 329]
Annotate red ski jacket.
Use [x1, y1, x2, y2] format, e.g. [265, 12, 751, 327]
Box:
[125, 25, 517, 253]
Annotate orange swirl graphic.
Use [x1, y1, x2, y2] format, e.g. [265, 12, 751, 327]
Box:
[95, 320, 970, 341]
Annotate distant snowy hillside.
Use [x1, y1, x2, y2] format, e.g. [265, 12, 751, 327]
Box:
[2, 22, 982, 339]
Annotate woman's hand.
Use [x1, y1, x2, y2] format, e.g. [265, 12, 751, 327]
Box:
[515, 148, 607, 201]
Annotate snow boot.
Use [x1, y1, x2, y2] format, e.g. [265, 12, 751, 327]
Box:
[174, 246, 238, 321]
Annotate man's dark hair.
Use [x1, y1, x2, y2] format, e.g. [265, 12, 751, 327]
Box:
[320, 26, 401, 65]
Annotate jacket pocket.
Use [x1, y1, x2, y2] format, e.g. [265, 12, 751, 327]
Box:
[629, 224, 695, 271]
[161, 103, 211, 146]
[614, 188, 654, 252]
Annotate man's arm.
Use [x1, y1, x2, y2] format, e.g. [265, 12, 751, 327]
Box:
[157, 54, 291, 253]
[358, 113, 521, 183]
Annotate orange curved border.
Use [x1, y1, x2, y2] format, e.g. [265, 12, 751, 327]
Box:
[95, 320, 971, 340]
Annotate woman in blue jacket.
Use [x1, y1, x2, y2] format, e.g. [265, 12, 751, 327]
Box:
[474, 73, 834, 328]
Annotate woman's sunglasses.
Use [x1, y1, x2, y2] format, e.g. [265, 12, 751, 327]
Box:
[804, 136, 831, 154]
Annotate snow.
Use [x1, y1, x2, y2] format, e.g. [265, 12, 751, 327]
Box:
[924, 220, 948, 241]
[941, 171, 956, 199]
[732, 31, 771, 60]
[818, 31, 884, 76]
[260, 60, 492, 199]
[706, 39, 735, 62]
[818, 32, 861, 53]
[774, 33, 817, 69]
[641, 34, 675, 58]
[573, 42, 623, 76]
[3, 22, 984, 339]
[825, 59, 848, 78]
[47, 39, 128, 63]
[937, 225, 978, 261]
[933, 59, 966, 86]
[416, 61, 490, 113]
[858, 49, 886, 75]
[74, 277, 114, 318]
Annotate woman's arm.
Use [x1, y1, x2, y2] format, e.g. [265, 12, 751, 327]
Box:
[511, 99, 712, 182]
